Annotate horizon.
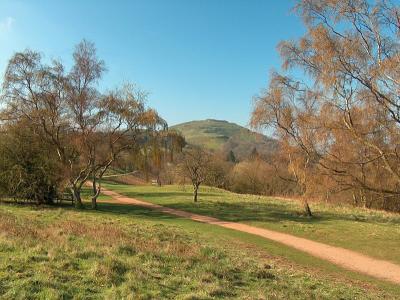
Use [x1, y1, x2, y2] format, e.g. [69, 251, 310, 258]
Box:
[0, 0, 304, 127]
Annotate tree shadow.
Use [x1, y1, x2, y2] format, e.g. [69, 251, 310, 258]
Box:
[120, 190, 224, 199]
[93, 202, 184, 222]
[105, 188, 400, 225]
[3, 188, 398, 226]
[151, 200, 326, 224]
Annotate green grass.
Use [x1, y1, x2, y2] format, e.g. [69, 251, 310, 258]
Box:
[101, 183, 400, 266]
[171, 119, 242, 150]
[0, 201, 398, 299]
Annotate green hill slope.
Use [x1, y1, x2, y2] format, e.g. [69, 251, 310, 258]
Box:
[171, 119, 277, 160]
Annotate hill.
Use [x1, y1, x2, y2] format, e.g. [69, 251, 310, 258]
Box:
[170, 119, 277, 160]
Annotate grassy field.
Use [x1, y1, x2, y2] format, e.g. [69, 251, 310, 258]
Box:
[1, 184, 400, 299]
[0, 201, 398, 299]
[101, 183, 400, 266]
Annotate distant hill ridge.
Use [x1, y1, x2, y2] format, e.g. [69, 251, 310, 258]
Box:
[170, 119, 277, 160]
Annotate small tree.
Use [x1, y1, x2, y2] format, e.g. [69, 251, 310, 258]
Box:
[179, 147, 211, 202]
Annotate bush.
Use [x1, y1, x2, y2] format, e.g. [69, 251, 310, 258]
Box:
[0, 121, 62, 203]
[229, 158, 297, 196]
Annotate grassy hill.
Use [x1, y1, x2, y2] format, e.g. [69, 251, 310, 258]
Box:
[171, 119, 277, 160]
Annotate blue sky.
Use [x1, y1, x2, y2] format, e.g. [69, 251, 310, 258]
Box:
[0, 0, 304, 127]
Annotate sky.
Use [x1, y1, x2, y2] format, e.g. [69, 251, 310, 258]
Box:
[0, 0, 305, 127]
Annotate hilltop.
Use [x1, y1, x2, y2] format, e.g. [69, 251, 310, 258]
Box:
[170, 119, 277, 160]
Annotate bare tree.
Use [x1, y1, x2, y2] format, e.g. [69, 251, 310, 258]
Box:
[179, 147, 211, 202]
[252, 0, 400, 211]
[251, 75, 317, 216]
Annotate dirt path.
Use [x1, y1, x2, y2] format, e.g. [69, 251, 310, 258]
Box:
[102, 188, 400, 285]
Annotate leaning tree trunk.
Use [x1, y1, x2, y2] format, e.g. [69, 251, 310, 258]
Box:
[300, 182, 312, 217]
[303, 199, 312, 217]
[91, 176, 101, 210]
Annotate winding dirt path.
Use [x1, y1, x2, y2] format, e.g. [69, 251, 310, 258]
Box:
[102, 188, 400, 285]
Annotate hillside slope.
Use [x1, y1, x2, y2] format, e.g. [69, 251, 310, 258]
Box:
[171, 119, 277, 160]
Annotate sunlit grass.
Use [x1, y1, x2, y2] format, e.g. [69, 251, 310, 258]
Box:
[1, 203, 394, 299]
[102, 183, 400, 265]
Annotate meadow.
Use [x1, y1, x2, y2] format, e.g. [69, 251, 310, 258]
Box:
[1, 184, 399, 299]
[101, 183, 400, 265]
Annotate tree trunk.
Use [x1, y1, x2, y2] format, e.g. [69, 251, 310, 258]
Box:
[71, 186, 83, 209]
[299, 182, 312, 217]
[352, 192, 358, 206]
[91, 194, 98, 209]
[303, 199, 312, 217]
[91, 176, 101, 210]
[193, 184, 199, 202]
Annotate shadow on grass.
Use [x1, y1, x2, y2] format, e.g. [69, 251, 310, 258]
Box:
[94, 202, 184, 221]
[0, 199, 74, 209]
[87, 201, 323, 226]
[107, 190, 331, 224]
[0, 199, 185, 224]
[145, 200, 326, 224]
[105, 189, 400, 225]
[39, 196, 400, 224]
[3, 188, 399, 226]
